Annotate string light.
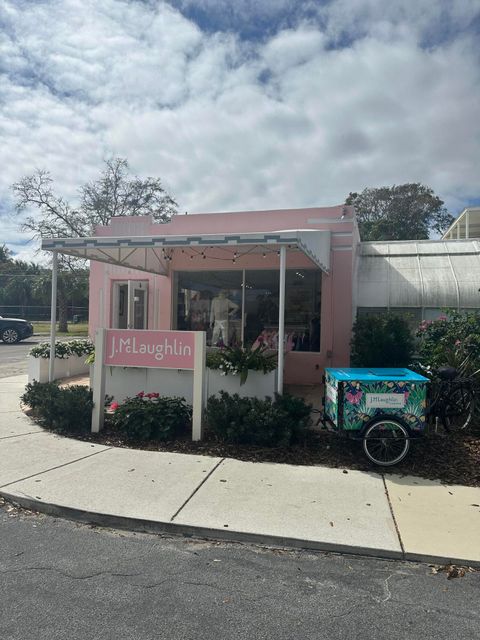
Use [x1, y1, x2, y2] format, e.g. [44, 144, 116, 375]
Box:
[182, 245, 290, 263]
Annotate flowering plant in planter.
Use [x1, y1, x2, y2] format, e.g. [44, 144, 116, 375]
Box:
[108, 392, 192, 441]
[30, 338, 94, 360]
[206, 344, 277, 385]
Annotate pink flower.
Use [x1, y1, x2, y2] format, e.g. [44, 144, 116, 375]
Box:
[110, 401, 119, 411]
[346, 390, 363, 405]
[136, 391, 145, 398]
[151, 392, 160, 398]
[404, 392, 409, 401]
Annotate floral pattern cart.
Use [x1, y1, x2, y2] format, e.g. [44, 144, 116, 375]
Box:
[323, 368, 429, 466]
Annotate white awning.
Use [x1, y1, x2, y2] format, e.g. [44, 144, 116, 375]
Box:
[41, 229, 331, 274]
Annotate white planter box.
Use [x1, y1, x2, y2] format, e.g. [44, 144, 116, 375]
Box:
[28, 354, 90, 384]
[206, 368, 277, 399]
[97, 366, 277, 405]
[104, 367, 194, 404]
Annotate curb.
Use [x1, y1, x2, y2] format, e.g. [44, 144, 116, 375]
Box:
[2, 490, 479, 567]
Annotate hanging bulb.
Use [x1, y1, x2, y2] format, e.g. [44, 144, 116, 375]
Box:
[232, 258, 236, 264]
[190, 254, 194, 260]
[277, 250, 280, 256]
[203, 254, 206, 259]
[262, 252, 266, 258]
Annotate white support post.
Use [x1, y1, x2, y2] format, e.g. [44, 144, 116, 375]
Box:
[91, 329, 106, 433]
[241, 269, 246, 346]
[127, 280, 133, 328]
[465, 211, 470, 239]
[277, 245, 286, 394]
[48, 251, 58, 382]
[192, 331, 206, 441]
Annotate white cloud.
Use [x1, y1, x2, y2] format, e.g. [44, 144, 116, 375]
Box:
[1, 0, 479, 260]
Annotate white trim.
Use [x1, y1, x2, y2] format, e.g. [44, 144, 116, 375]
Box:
[91, 328, 106, 433]
[192, 332, 206, 441]
[307, 218, 353, 224]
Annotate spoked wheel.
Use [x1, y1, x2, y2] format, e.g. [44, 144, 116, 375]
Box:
[362, 417, 410, 466]
[442, 386, 475, 433]
[1, 328, 19, 344]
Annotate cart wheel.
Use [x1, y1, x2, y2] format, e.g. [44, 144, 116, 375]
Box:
[362, 417, 410, 466]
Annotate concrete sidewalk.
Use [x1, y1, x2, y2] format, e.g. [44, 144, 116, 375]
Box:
[1, 374, 479, 565]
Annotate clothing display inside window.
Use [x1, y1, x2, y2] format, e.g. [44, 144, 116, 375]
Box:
[210, 291, 240, 346]
[174, 269, 321, 351]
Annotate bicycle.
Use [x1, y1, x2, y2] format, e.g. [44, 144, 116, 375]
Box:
[427, 366, 476, 434]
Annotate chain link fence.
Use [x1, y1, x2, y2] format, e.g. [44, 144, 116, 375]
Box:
[0, 305, 89, 323]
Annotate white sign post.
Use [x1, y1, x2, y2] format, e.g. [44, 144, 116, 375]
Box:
[91, 329, 206, 441]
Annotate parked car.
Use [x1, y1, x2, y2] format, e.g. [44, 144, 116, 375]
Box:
[0, 316, 34, 343]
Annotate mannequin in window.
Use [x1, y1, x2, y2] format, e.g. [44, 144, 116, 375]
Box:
[189, 292, 210, 330]
[210, 290, 239, 346]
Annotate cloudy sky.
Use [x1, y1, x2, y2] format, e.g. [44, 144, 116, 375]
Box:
[1, 0, 479, 260]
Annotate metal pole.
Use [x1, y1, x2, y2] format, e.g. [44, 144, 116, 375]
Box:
[48, 251, 58, 382]
[277, 246, 286, 394]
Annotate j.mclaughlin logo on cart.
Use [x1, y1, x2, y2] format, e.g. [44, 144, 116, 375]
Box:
[104, 330, 196, 369]
[365, 393, 406, 409]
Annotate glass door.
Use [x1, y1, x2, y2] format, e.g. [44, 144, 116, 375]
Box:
[112, 281, 148, 329]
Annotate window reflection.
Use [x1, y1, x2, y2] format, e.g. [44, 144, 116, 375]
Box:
[175, 269, 321, 352]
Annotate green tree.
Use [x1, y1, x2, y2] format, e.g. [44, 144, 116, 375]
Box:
[346, 183, 454, 241]
[11, 158, 177, 331]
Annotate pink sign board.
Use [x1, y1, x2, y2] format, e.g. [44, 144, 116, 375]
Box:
[104, 329, 196, 370]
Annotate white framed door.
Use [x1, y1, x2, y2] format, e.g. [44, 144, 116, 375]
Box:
[112, 280, 148, 329]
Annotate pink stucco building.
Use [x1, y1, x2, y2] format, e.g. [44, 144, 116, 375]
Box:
[84, 204, 359, 385]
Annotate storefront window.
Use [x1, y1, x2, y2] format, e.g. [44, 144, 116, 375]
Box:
[174, 269, 321, 352]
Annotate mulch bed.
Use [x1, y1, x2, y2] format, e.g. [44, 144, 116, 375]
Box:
[72, 426, 480, 488]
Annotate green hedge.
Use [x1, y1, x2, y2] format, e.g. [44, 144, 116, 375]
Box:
[206, 391, 311, 447]
[109, 393, 192, 442]
[22, 381, 93, 434]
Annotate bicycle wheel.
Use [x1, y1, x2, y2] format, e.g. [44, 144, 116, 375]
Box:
[362, 417, 410, 466]
[443, 385, 475, 433]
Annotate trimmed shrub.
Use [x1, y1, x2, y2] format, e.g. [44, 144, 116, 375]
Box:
[109, 393, 192, 442]
[351, 313, 414, 368]
[22, 381, 93, 434]
[206, 391, 311, 447]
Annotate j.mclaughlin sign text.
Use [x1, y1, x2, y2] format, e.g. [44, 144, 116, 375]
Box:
[104, 329, 195, 369]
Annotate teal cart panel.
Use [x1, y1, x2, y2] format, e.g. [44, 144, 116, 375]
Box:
[324, 368, 429, 432]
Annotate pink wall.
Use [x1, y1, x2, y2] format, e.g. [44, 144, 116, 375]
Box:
[89, 205, 359, 385]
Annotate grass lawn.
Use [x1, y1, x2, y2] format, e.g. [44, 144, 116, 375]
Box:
[32, 322, 89, 336]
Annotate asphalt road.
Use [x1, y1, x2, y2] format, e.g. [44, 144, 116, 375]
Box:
[0, 501, 478, 640]
[0, 336, 83, 378]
